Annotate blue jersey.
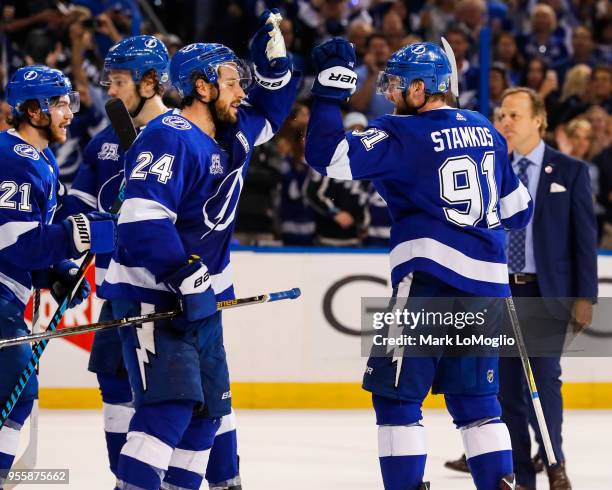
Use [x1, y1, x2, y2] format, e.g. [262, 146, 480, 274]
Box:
[98, 78, 300, 304]
[55, 124, 126, 286]
[305, 100, 534, 297]
[0, 130, 74, 310]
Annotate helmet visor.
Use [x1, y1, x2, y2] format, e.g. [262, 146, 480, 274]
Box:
[214, 59, 252, 92]
[376, 71, 409, 97]
[50, 91, 81, 114]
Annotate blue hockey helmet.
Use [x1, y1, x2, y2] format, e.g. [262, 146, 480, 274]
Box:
[376, 42, 452, 97]
[169, 42, 252, 98]
[101, 35, 170, 87]
[6, 65, 80, 116]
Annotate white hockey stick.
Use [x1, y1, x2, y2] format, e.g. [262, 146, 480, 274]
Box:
[5, 295, 41, 488]
[440, 37, 459, 106]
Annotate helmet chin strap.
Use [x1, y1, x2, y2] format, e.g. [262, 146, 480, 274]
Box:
[401, 89, 430, 115]
[130, 86, 155, 119]
[194, 81, 223, 131]
[27, 112, 53, 142]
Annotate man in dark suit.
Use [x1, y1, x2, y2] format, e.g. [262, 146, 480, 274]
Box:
[445, 87, 598, 489]
[497, 87, 597, 489]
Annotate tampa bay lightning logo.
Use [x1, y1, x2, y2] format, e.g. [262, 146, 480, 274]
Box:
[24, 70, 38, 81]
[410, 44, 426, 55]
[14, 144, 40, 160]
[144, 38, 157, 49]
[180, 44, 199, 53]
[99, 171, 124, 212]
[201, 167, 244, 238]
[162, 115, 192, 130]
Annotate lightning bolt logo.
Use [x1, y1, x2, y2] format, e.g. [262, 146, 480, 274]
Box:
[387, 275, 413, 387]
[135, 304, 156, 391]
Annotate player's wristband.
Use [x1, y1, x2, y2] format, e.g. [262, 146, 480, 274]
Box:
[253, 65, 292, 90]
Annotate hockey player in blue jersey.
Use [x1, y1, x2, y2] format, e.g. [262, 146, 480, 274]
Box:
[0, 65, 117, 483]
[56, 35, 243, 489]
[304, 40, 534, 489]
[97, 10, 299, 490]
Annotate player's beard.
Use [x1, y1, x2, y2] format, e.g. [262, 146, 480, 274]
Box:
[214, 98, 238, 124]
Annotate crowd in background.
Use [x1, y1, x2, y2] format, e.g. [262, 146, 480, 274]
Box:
[0, 0, 610, 248]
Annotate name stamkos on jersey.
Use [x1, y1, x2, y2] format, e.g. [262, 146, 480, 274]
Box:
[162, 115, 192, 130]
[97, 142, 120, 161]
[14, 143, 40, 160]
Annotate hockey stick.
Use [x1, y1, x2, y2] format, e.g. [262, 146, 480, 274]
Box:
[505, 297, 557, 465]
[440, 37, 460, 108]
[0, 289, 302, 349]
[0, 99, 136, 429]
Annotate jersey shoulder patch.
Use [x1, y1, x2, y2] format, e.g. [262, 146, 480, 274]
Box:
[161, 115, 192, 131]
[13, 143, 40, 160]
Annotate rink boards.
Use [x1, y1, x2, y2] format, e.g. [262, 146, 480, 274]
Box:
[29, 248, 612, 409]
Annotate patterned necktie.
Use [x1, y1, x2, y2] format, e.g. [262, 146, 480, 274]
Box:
[508, 158, 531, 272]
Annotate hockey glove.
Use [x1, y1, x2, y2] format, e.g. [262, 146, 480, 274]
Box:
[250, 8, 291, 89]
[164, 255, 217, 331]
[312, 38, 357, 102]
[32, 260, 91, 308]
[61, 211, 118, 258]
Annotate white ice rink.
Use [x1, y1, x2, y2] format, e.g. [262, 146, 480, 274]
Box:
[13, 409, 611, 489]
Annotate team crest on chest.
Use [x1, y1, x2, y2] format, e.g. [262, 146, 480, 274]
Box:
[210, 154, 224, 175]
[98, 142, 120, 161]
[14, 144, 39, 160]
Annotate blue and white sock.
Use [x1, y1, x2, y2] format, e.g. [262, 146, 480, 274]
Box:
[98, 373, 135, 477]
[461, 418, 513, 490]
[206, 410, 240, 487]
[116, 401, 194, 490]
[378, 424, 427, 490]
[0, 400, 34, 486]
[161, 415, 220, 490]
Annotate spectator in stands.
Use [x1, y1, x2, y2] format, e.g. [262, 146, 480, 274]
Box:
[569, 25, 599, 68]
[522, 57, 560, 129]
[549, 63, 592, 129]
[455, 0, 487, 63]
[347, 19, 374, 66]
[0, 100, 11, 132]
[350, 33, 394, 120]
[280, 16, 306, 74]
[519, 3, 569, 75]
[583, 105, 611, 161]
[418, 0, 456, 43]
[445, 25, 480, 108]
[494, 30, 524, 86]
[484, 62, 511, 118]
[589, 64, 612, 112]
[381, 9, 406, 52]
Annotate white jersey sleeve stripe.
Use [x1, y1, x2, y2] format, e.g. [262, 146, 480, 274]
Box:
[0, 221, 38, 251]
[119, 198, 178, 225]
[0, 270, 31, 306]
[104, 260, 233, 295]
[68, 188, 98, 209]
[254, 119, 274, 146]
[324, 139, 353, 180]
[499, 183, 531, 220]
[390, 237, 509, 284]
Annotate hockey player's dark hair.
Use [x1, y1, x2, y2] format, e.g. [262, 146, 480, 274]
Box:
[140, 69, 165, 97]
[7, 99, 52, 129]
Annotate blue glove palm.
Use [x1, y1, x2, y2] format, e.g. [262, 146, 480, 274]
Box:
[164, 256, 217, 331]
[32, 260, 91, 308]
[250, 8, 291, 88]
[312, 38, 357, 101]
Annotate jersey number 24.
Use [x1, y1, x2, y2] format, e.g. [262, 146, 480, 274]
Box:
[439, 151, 500, 228]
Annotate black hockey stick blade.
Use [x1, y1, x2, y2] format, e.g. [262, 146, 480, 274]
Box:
[105, 98, 137, 151]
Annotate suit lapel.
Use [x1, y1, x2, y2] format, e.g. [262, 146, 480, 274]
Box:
[534, 144, 556, 222]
